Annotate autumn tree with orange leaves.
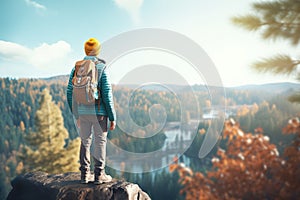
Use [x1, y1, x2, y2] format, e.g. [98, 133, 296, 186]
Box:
[170, 118, 300, 200]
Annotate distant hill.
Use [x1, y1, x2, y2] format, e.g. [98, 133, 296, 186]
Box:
[41, 75, 69, 84]
[41, 75, 300, 94]
[233, 82, 300, 94]
[40, 75, 300, 94]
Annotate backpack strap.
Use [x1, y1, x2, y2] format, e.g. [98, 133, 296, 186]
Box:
[94, 57, 107, 112]
[96, 57, 106, 64]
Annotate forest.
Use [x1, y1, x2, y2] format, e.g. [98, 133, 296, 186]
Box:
[0, 76, 299, 199]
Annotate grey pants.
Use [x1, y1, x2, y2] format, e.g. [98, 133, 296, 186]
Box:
[78, 115, 108, 176]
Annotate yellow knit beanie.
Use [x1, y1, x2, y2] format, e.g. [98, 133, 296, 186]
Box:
[84, 38, 101, 56]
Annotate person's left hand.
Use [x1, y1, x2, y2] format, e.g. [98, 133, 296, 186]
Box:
[110, 121, 116, 130]
[77, 119, 80, 128]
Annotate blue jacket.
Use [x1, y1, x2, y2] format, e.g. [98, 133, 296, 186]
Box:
[67, 56, 116, 121]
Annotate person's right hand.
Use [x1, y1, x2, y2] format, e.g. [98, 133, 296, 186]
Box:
[110, 121, 116, 130]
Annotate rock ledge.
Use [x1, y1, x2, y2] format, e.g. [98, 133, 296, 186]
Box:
[7, 171, 151, 200]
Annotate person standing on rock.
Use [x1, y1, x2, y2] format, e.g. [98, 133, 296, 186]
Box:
[67, 38, 116, 184]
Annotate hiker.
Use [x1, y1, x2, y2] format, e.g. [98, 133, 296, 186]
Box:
[67, 38, 116, 184]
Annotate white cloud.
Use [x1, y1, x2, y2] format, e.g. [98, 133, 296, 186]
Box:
[25, 0, 46, 12]
[113, 0, 143, 24]
[0, 41, 31, 61]
[30, 41, 72, 69]
[0, 40, 73, 77]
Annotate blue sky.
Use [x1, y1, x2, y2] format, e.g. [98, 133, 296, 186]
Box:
[0, 0, 298, 86]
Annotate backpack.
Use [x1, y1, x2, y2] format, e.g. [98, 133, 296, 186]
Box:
[72, 59, 104, 107]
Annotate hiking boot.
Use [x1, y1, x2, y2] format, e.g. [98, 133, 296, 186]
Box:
[81, 172, 94, 184]
[94, 171, 112, 185]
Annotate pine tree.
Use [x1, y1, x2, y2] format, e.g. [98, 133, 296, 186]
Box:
[232, 0, 300, 102]
[22, 88, 80, 174]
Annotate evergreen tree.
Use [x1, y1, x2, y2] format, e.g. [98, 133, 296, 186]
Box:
[232, 0, 300, 102]
[22, 88, 80, 174]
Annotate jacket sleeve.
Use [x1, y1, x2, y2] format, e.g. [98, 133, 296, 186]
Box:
[100, 68, 116, 122]
[67, 68, 79, 119]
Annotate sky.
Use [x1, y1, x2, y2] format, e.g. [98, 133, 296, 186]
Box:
[0, 0, 298, 87]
